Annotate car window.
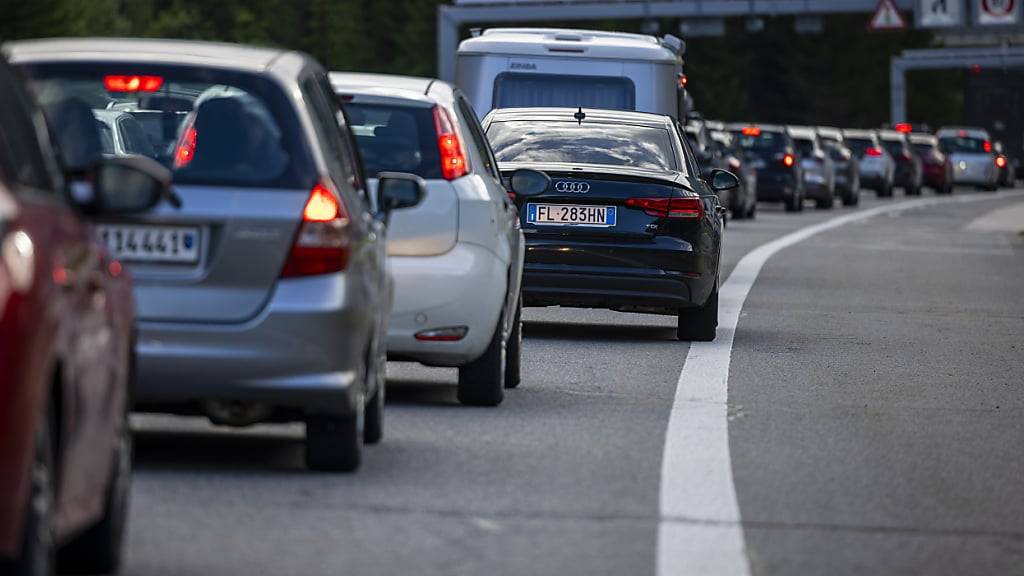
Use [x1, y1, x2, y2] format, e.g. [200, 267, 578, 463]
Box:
[344, 101, 441, 180]
[0, 60, 56, 192]
[939, 136, 989, 154]
[487, 120, 679, 171]
[493, 72, 636, 111]
[456, 96, 500, 179]
[793, 138, 815, 157]
[21, 62, 314, 190]
[737, 130, 788, 156]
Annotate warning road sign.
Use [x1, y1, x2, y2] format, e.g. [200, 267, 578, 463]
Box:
[976, 0, 1021, 25]
[918, 0, 964, 28]
[869, 0, 909, 30]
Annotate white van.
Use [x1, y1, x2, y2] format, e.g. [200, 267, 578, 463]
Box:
[456, 28, 690, 120]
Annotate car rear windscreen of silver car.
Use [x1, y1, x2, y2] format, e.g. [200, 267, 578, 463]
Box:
[492, 73, 636, 111]
[487, 120, 677, 171]
[21, 63, 314, 189]
[344, 103, 443, 179]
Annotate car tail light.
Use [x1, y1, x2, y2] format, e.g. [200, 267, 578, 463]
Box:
[625, 197, 704, 219]
[866, 147, 883, 157]
[173, 125, 197, 169]
[782, 153, 795, 168]
[415, 326, 468, 342]
[104, 75, 164, 92]
[983, 140, 993, 153]
[741, 126, 761, 136]
[433, 106, 468, 180]
[996, 155, 1007, 168]
[894, 123, 912, 133]
[281, 180, 351, 278]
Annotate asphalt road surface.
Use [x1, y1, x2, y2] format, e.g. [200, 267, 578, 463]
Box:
[124, 187, 1024, 576]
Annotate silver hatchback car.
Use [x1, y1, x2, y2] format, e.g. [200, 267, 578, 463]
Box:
[9, 38, 423, 472]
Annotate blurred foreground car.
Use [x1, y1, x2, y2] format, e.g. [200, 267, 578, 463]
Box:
[909, 133, 953, 195]
[708, 129, 756, 219]
[330, 72, 538, 406]
[730, 124, 805, 212]
[788, 126, 836, 209]
[484, 107, 732, 341]
[0, 55, 166, 575]
[843, 129, 895, 198]
[816, 127, 860, 206]
[937, 127, 998, 191]
[10, 39, 424, 472]
[683, 122, 731, 216]
[877, 129, 923, 195]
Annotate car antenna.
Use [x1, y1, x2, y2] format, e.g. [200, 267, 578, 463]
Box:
[574, 107, 585, 125]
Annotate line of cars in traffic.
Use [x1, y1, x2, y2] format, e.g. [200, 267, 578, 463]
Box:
[0, 33, 736, 574]
[683, 117, 1016, 216]
[1, 27, 1017, 575]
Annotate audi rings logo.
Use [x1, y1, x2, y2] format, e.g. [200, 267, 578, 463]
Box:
[555, 181, 590, 193]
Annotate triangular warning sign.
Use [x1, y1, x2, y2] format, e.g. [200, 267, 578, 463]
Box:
[868, 0, 907, 30]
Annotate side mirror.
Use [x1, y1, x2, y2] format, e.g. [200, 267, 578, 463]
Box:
[708, 168, 740, 192]
[90, 156, 170, 214]
[509, 169, 550, 197]
[377, 171, 425, 214]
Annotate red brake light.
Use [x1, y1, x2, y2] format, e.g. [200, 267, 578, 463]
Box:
[996, 156, 1007, 168]
[741, 126, 761, 136]
[678, 74, 688, 89]
[433, 106, 468, 180]
[782, 153, 795, 167]
[983, 140, 993, 153]
[866, 147, 883, 157]
[173, 125, 197, 169]
[894, 123, 912, 133]
[625, 197, 703, 219]
[281, 181, 351, 278]
[104, 75, 164, 92]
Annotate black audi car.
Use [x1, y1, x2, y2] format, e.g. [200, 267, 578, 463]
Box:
[482, 107, 735, 341]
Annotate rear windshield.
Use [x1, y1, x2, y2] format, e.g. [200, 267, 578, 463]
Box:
[19, 62, 313, 189]
[845, 138, 872, 156]
[344, 102, 441, 179]
[879, 139, 905, 157]
[493, 73, 636, 111]
[487, 120, 678, 171]
[912, 143, 935, 155]
[793, 138, 815, 157]
[939, 136, 988, 154]
[737, 131, 787, 155]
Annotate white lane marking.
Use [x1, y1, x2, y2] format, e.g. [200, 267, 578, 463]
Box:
[657, 190, 1024, 576]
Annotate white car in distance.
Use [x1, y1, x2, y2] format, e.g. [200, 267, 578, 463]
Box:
[330, 72, 546, 406]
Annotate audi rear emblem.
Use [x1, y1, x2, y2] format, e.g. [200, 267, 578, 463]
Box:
[555, 181, 590, 193]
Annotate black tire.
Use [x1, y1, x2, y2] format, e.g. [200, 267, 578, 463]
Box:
[815, 195, 834, 210]
[58, 413, 131, 575]
[879, 183, 893, 198]
[12, 404, 56, 576]
[906, 185, 921, 196]
[841, 188, 858, 206]
[306, 411, 362, 472]
[504, 296, 523, 389]
[796, 190, 806, 212]
[784, 193, 800, 212]
[363, 382, 383, 445]
[677, 284, 718, 342]
[458, 311, 506, 406]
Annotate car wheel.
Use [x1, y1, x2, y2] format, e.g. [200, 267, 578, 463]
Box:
[815, 195, 834, 210]
[504, 295, 523, 389]
[677, 283, 718, 342]
[797, 190, 806, 212]
[747, 199, 757, 219]
[59, 412, 131, 574]
[363, 380, 384, 445]
[306, 409, 362, 472]
[13, 404, 56, 576]
[458, 311, 506, 406]
[784, 193, 800, 212]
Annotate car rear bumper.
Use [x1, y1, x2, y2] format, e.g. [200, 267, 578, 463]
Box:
[521, 234, 717, 313]
[756, 173, 799, 201]
[386, 243, 505, 367]
[135, 274, 372, 417]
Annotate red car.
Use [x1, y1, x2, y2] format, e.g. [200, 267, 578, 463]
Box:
[909, 133, 954, 195]
[0, 56, 166, 575]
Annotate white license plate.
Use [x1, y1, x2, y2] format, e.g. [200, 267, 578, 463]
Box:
[97, 225, 200, 263]
[526, 204, 617, 227]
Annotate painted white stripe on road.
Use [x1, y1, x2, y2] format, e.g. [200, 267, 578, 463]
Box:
[657, 190, 1024, 576]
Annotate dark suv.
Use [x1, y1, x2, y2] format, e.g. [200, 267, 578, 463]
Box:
[729, 124, 804, 212]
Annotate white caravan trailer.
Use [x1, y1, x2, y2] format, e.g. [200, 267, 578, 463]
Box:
[456, 28, 690, 120]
